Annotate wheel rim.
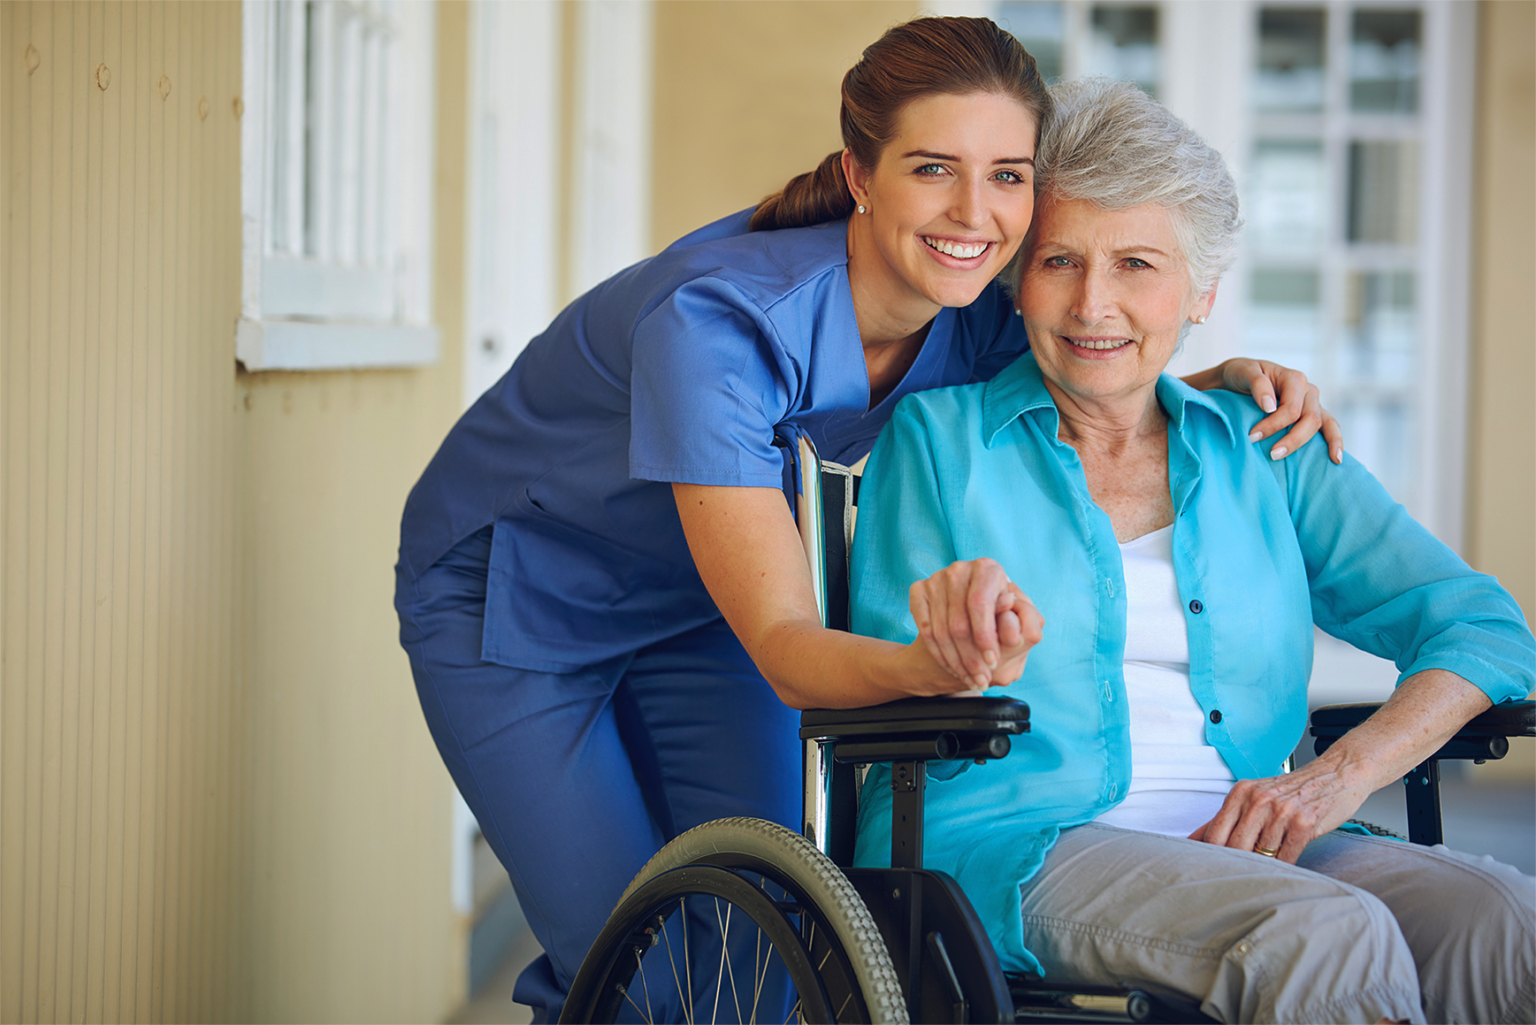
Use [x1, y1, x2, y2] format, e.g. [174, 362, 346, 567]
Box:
[576, 865, 840, 1024]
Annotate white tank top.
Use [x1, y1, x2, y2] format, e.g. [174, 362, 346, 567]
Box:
[1093, 524, 1235, 837]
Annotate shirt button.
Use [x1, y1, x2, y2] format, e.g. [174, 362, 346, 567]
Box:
[1210, 709, 1223, 724]
[1189, 599, 1204, 614]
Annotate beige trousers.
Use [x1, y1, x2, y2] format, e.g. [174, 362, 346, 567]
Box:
[1019, 823, 1535, 1024]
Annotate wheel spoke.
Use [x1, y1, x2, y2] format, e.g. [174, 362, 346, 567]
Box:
[663, 901, 691, 1025]
[682, 898, 695, 1025]
[751, 924, 766, 1022]
[635, 945, 655, 1023]
[713, 898, 726, 1023]
[621, 976, 654, 1025]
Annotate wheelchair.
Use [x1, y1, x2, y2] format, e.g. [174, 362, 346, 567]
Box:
[559, 438, 1536, 1024]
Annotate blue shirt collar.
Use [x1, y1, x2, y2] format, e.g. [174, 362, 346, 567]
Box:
[981, 351, 1239, 448]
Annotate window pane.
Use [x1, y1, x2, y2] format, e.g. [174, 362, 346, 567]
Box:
[1085, 5, 1158, 96]
[1347, 140, 1418, 244]
[1351, 9, 1420, 113]
[1249, 141, 1326, 249]
[1342, 271, 1415, 385]
[1248, 268, 1322, 376]
[999, 1, 1065, 83]
[1336, 397, 1409, 498]
[1255, 7, 1326, 112]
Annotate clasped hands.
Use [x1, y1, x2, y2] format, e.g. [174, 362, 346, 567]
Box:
[908, 557, 1044, 695]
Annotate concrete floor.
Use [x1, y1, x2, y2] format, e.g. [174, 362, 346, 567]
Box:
[449, 926, 541, 1025]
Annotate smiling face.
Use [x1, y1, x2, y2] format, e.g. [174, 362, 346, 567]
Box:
[1019, 195, 1215, 415]
[844, 91, 1038, 336]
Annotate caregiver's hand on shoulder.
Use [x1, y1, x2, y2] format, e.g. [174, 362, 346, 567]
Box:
[1184, 358, 1344, 465]
[1187, 757, 1375, 864]
[909, 558, 1043, 692]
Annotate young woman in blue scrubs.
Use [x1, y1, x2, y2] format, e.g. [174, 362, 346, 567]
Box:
[394, 17, 1339, 1020]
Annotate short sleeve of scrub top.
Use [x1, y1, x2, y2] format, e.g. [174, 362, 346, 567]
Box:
[629, 277, 800, 489]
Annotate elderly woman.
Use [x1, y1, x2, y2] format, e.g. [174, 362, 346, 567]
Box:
[849, 79, 1535, 1025]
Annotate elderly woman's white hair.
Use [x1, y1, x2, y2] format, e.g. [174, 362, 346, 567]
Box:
[1009, 78, 1242, 298]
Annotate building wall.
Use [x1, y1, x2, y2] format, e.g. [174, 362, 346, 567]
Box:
[0, 2, 470, 1021]
[649, 0, 918, 251]
[240, 0, 469, 1012]
[2, 4, 249, 1020]
[1468, 0, 1536, 780]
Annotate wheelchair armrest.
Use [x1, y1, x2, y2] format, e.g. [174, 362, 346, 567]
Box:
[799, 696, 1029, 765]
[1310, 699, 1535, 761]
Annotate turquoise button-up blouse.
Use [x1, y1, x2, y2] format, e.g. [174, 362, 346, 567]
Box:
[849, 352, 1534, 975]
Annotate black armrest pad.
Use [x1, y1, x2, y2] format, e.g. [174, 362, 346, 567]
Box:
[1311, 699, 1535, 739]
[799, 696, 1029, 741]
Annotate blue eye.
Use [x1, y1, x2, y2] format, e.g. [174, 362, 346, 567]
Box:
[994, 169, 1025, 184]
[1044, 256, 1072, 268]
[916, 163, 946, 176]
[1125, 258, 1150, 269]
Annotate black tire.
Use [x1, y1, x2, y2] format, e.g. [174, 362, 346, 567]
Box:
[561, 818, 907, 1024]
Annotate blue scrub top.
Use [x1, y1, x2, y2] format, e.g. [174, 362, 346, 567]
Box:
[398, 209, 1031, 673]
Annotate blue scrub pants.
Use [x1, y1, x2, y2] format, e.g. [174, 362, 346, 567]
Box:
[396, 527, 803, 1022]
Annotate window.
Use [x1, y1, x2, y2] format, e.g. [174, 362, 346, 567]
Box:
[974, 0, 1472, 539]
[994, 1, 1161, 93]
[238, 0, 438, 370]
[1240, 2, 1473, 540]
[945, 0, 1476, 702]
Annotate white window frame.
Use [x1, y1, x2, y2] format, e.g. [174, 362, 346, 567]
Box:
[463, 0, 560, 405]
[238, 0, 439, 371]
[568, 0, 655, 301]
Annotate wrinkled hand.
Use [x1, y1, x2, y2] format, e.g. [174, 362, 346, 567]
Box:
[1189, 759, 1374, 863]
[1212, 358, 1343, 465]
[909, 558, 1044, 691]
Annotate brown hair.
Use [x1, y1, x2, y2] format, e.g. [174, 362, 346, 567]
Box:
[749, 17, 1052, 233]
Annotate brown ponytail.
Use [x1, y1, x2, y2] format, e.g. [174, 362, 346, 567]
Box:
[749, 151, 854, 233]
[750, 17, 1052, 233]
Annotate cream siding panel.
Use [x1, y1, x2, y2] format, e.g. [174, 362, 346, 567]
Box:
[2, 2, 247, 1021]
[1466, 0, 1536, 783]
[5, 1, 466, 1021]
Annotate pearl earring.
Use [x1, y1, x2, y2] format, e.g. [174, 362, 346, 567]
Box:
[1194, 315, 1207, 324]
[857, 205, 867, 214]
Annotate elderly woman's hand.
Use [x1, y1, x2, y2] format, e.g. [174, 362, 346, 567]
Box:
[1190, 669, 1494, 862]
[910, 559, 1044, 691]
[1187, 758, 1377, 863]
[1185, 358, 1345, 465]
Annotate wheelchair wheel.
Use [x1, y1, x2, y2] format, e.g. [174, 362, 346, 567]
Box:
[561, 818, 906, 1024]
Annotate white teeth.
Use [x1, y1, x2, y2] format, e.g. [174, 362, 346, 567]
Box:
[924, 237, 988, 260]
[1072, 338, 1131, 351]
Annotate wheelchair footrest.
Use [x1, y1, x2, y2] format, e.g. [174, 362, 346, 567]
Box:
[1007, 979, 1215, 1024]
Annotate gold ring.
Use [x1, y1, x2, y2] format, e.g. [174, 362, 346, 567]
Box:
[1254, 844, 1279, 857]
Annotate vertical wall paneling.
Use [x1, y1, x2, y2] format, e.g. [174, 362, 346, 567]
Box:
[1, 2, 247, 1020]
[3, 0, 470, 1020]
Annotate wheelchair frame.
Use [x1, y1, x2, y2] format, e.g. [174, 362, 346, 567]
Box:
[560, 436, 1534, 1024]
